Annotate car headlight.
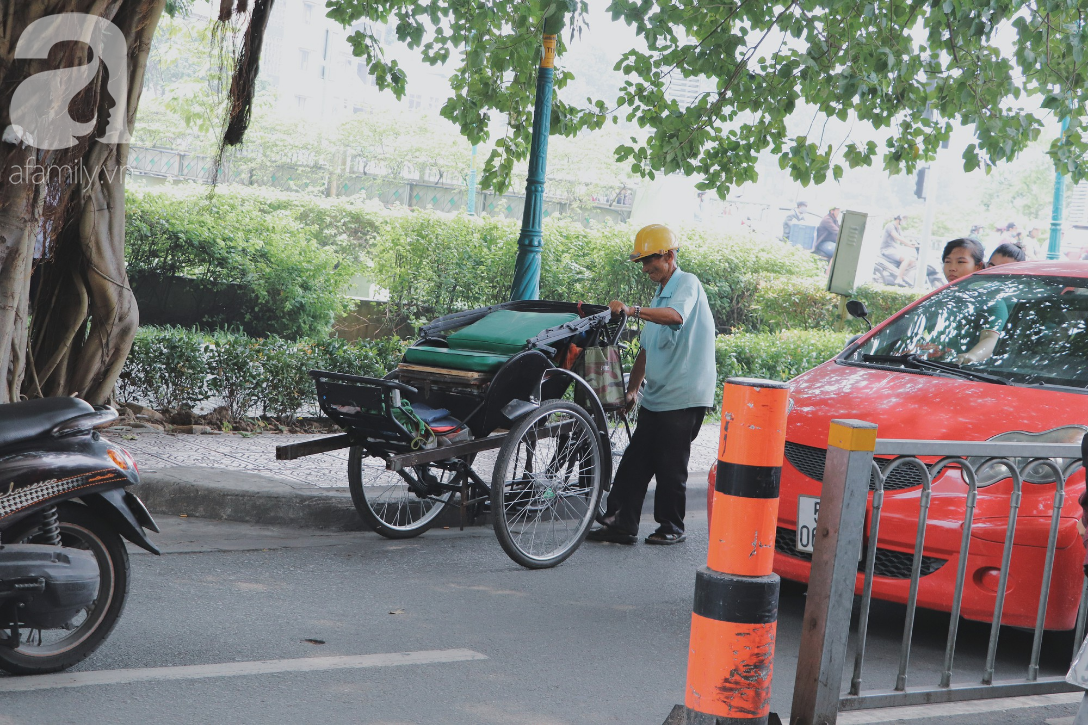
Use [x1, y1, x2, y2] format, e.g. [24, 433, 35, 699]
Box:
[968, 426, 1086, 486]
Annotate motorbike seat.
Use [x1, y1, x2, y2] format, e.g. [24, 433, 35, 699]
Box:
[0, 397, 95, 449]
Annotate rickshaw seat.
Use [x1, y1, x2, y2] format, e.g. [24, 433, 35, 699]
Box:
[446, 310, 579, 354]
[402, 346, 512, 373]
[402, 310, 579, 372]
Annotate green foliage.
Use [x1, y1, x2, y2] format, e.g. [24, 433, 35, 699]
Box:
[254, 336, 316, 420]
[119, 327, 408, 421]
[369, 211, 823, 330]
[119, 327, 209, 410]
[324, 0, 1088, 196]
[854, 284, 926, 328]
[752, 276, 922, 332]
[325, 0, 601, 195]
[201, 186, 386, 259]
[120, 323, 841, 423]
[206, 329, 263, 420]
[370, 210, 519, 327]
[164, 0, 193, 18]
[979, 135, 1069, 222]
[715, 330, 852, 386]
[125, 187, 357, 338]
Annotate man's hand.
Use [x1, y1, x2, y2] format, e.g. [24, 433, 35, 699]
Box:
[609, 300, 631, 317]
[624, 390, 638, 413]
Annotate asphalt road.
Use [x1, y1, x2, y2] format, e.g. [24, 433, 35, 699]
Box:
[1, 485, 1083, 724]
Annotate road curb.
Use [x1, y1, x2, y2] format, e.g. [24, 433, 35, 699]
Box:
[136, 466, 710, 532]
[135, 466, 485, 531]
[137, 467, 366, 531]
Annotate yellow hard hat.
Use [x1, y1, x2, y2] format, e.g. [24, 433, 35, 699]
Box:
[629, 224, 679, 262]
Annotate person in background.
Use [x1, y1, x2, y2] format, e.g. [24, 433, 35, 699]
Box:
[989, 242, 1026, 267]
[999, 222, 1020, 246]
[880, 214, 917, 286]
[1023, 226, 1044, 260]
[814, 206, 841, 261]
[781, 200, 809, 241]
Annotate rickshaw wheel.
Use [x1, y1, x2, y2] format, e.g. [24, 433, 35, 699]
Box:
[348, 447, 453, 539]
[492, 400, 603, 569]
[605, 403, 637, 462]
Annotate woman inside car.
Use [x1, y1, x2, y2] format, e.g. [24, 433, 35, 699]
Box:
[989, 242, 1027, 267]
[939, 238, 1009, 363]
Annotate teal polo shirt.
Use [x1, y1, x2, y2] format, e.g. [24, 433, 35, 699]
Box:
[639, 267, 717, 412]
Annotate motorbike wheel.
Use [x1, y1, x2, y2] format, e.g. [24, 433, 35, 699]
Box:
[0, 502, 129, 675]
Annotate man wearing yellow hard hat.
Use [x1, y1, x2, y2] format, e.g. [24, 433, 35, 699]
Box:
[588, 224, 716, 545]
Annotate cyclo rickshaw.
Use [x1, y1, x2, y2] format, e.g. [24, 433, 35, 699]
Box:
[276, 300, 634, 569]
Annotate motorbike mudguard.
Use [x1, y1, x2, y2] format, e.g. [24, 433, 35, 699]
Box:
[82, 489, 161, 555]
[0, 435, 138, 530]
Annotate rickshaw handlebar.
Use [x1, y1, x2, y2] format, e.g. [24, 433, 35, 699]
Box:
[308, 369, 419, 395]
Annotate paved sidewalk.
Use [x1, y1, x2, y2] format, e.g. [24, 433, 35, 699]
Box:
[106, 422, 722, 528]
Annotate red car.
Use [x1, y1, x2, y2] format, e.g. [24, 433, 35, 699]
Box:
[710, 261, 1088, 629]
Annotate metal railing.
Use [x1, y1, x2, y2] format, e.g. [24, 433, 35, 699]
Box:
[791, 420, 1087, 724]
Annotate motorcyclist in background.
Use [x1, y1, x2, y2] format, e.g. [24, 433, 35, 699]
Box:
[813, 206, 841, 261]
[880, 214, 918, 287]
[781, 200, 809, 241]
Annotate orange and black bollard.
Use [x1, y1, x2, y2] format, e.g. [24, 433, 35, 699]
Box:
[677, 377, 789, 725]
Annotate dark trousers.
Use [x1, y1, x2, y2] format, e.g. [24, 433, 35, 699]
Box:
[601, 406, 706, 536]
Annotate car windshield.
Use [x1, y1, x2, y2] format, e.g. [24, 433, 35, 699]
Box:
[846, 274, 1088, 389]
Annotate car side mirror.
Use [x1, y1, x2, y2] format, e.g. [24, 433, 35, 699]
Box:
[846, 300, 872, 330]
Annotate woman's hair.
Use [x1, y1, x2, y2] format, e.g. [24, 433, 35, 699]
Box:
[991, 242, 1026, 262]
[942, 237, 985, 266]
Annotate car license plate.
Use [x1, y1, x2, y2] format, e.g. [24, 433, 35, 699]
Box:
[796, 496, 820, 553]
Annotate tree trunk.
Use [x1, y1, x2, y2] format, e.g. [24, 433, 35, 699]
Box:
[0, 0, 165, 404]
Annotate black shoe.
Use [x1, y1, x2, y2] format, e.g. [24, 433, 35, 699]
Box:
[645, 531, 687, 545]
[586, 526, 637, 545]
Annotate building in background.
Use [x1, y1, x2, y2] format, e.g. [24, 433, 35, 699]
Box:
[256, 0, 451, 123]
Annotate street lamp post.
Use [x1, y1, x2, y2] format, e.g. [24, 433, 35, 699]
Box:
[1048, 117, 1070, 260]
[467, 144, 477, 215]
[509, 24, 563, 301]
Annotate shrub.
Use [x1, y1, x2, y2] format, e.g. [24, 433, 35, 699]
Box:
[125, 187, 357, 339]
[121, 325, 849, 422]
[119, 326, 408, 421]
[255, 336, 316, 420]
[855, 283, 925, 326]
[206, 329, 263, 420]
[312, 335, 408, 379]
[368, 210, 824, 330]
[215, 186, 386, 259]
[119, 326, 209, 410]
[715, 330, 852, 387]
[752, 276, 923, 332]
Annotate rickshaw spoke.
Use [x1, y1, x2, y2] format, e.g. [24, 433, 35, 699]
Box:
[348, 447, 455, 538]
[493, 402, 602, 566]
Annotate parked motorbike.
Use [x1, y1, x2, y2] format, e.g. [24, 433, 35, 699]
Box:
[0, 397, 159, 675]
[872, 252, 944, 289]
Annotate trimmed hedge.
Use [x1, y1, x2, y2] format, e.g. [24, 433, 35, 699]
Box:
[369, 210, 824, 331]
[120, 325, 851, 421]
[125, 187, 358, 338]
[117, 326, 407, 420]
[124, 186, 919, 340]
[751, 276, 922, 332]
[715, 329, 852, 385]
